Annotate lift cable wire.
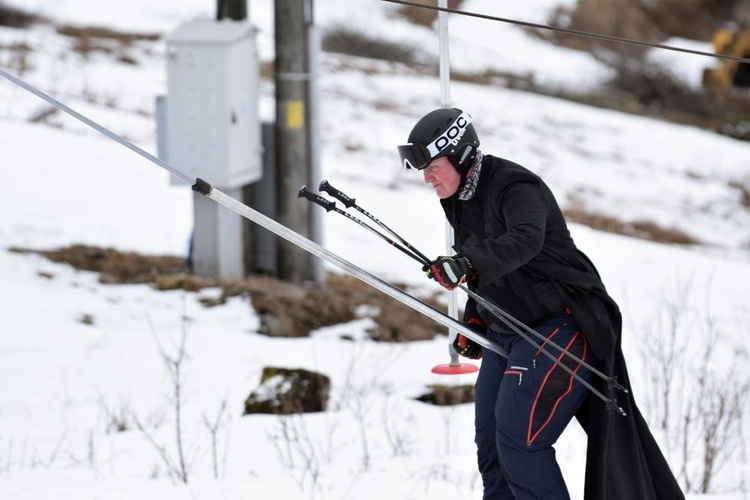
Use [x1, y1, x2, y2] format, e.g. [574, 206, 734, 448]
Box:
[382, 0, 750, 65]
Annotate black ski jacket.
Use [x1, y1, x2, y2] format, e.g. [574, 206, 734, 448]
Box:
[440, 154, 685, 500]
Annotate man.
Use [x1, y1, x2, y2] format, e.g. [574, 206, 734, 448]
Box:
[398, 108, 684, 500]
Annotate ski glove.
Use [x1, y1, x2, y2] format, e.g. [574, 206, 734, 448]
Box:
[453, 316, 487, 360]
[423, 254, 475, 290]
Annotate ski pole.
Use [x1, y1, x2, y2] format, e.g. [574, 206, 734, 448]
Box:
[0, 66, 511, 363]
[307, 182, 629, 402]
[320, 180, 432, 264]
[298, 186, 427, 265]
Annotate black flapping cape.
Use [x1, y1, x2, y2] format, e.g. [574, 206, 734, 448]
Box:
[564, 273, 685, 500]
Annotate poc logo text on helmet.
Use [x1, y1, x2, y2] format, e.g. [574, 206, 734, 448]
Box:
[427, 111, 473, 158]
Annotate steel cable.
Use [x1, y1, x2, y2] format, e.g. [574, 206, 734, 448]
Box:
[382, 0, 750, 65]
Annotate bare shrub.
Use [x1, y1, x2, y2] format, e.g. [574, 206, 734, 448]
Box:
[1, 41, 34, 75]
[27, 105, 59, 124]
[684, 331, 748, 493]
[202, 400, 229, 480]
[336, 347, 378, 472]
[133, 309, 192, 484]
[332, 343, 409, 472]
[381, 392, 414, 457]
[636, 280, 750, 493]
[98, 395, 134, 434]
[267, 413, 323, 497]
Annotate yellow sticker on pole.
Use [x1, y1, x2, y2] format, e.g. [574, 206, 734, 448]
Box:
[286, 100, 305, 130]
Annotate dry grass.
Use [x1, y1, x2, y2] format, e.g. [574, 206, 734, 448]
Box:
[27, 105, 59, 124]
[563, 208, 702, 245]
[0, 41, 34, 75]
[322, 28, 424, 65]
[11, 244, 187, 282]
[12, 245, 448, 343]
[730, 180, 750, 208]
[452, 68, 536, 91]
[56, 25, 159, 64]
[56, 25, 160, 43]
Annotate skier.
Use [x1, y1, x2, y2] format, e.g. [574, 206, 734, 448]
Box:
[397, 108, 684, 500]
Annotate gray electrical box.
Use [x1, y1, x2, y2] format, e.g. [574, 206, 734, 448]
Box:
[165, 19, 261, 188]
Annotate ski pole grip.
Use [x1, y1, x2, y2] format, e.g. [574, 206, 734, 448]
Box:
[319, 180, 355, 208]
[298, 185, 336, 212]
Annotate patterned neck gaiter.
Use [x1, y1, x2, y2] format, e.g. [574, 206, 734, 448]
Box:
[458, 150, 483, 201]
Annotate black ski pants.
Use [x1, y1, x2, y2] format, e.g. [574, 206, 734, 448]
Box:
[474, 312, 595, 499]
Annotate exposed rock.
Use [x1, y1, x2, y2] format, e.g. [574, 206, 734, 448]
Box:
[244, 367, 331, 415]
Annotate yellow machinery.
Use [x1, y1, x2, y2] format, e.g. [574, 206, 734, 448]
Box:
[702, 25, 750, 98]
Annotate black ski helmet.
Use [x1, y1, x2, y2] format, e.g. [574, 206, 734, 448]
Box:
[397, 108, 479, 172]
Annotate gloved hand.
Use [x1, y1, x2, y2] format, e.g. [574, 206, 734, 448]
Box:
[423, 254, 475, 290]
[453, 316, 487, 360]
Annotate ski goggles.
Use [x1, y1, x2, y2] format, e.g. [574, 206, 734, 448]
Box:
[397, 143, 433, 171]
[397, 111, 473, 171]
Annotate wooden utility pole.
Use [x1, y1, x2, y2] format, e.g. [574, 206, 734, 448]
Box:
[217, 0, 247, 20]
[275, 0, 317, 283]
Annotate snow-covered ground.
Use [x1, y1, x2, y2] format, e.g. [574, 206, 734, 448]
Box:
[1, 1, 749, 499]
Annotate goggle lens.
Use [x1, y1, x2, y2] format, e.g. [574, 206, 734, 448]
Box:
[397, 144, 431, 171]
